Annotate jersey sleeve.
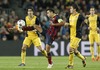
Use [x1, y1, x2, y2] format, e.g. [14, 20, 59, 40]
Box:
[97, 16, 100, 28]
[79, 14, 85, 23]
[66, 15, 70, 23]
[77, 14, 85, 27]
[55, 15, 62, 23]
[35, 17, 40, 25]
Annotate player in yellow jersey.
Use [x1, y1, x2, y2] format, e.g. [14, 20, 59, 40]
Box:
[18, 6, 47, 66]
[65, 4, 86, 69]
[86, 7, 100, 61]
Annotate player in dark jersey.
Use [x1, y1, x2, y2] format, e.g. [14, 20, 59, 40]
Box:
[45, 9, 64, 68]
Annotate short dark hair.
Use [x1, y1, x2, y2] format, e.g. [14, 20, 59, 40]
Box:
[71, 4, 79, 11]
[46, 8, 55, 13]
[90, 6, 95, 10]
[26, 6, 34, 11]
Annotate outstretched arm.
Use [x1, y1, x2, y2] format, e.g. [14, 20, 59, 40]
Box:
[22, 17, 43, 33]
[50, 19, 65, 26]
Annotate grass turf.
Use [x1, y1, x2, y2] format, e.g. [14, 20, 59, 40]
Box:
[0, 56, 99, 70]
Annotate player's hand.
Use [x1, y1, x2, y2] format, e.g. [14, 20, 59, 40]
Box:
[50, 21, 55, 26]
[97, 27, 100, 33]
[64, 22, 71, 27]
[33, 24, 37, 28]
[85, 15, 89, 19]
[8, 26, 17, 31]
[64, 22, 69, 26]
[88, 27, 92, 30]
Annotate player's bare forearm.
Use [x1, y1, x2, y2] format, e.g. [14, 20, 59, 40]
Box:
[64, 22, 71, 27]
[51, 21, 65, 26]
[33, 25, 43, 33]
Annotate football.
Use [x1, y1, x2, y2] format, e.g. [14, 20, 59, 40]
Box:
[17, 19, 25, 31]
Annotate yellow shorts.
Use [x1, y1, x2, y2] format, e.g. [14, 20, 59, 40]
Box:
[70, 37, 81, 49]
[23, 36, 41, 47]
[89, 34, 100, 44]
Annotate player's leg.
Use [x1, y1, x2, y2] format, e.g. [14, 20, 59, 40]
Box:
[18, 44, 27, 66]
[46, 44, 53, 68]
[72, 37, 86, 67]
[32, 37, 47, 57]
[74, 48, 86, 67]
[65, 47, 74, 69]
[73, 37, 85, 60]
[95, 34, 100, 61]
[65, 38, 75, 69]
[18, 37, 31, 66]
[89, 34, 95, 61]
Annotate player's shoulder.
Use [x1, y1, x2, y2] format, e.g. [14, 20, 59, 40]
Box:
[25, 15, 37, 19]
[78, 13, 85, 18]
[25, 16, 28, 19]
[53, 15, 59, 20]
[33, 15, 37, 18]
[94, 14, 97, 16]
[78, 13, 83, 17]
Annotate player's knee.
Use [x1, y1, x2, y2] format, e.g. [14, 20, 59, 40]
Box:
[74, 52, 78, 55]
[46, 45, 51, 53]
[46, 50, 50, 53]
[21, 48, 26, 52]
[90, 44, 93, 47]
[21, 45, 27, 52]
[69, 48, 74, 54]
[97, 43, 100, 46]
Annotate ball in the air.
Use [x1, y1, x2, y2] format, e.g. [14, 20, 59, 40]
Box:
[17, 19, 25, 31]
[17, 19, 25, 27]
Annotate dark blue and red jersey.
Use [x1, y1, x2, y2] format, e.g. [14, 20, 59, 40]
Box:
[47, 15, 61, 40]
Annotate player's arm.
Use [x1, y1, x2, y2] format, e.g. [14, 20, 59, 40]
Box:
[64, 15, 71, 27]
[22, 18, 43, 33]
[64, 22, 70, 27]
[78, 14, 85, 27]
[97, 16, 100, 32]
[84, 15, 92, 30]
[84, 15, 89, 25]
[50, 15, 65, 26]
[50, 19, 65, 26]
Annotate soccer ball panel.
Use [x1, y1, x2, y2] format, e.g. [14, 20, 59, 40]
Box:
[17, 19, 25, 32]
[17, 19, 25, 27]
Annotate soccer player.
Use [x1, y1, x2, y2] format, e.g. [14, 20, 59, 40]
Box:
[85, 7, 100, 61]
[45, 9, 64, 68]
[22, 9, 65, 68]
[65, 4, 86, 69]
[18, 6, 47, 66]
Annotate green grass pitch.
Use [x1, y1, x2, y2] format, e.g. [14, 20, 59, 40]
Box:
[0, 56, 99, 70]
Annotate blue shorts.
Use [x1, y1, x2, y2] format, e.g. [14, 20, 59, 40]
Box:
[45, 33, 53, 46]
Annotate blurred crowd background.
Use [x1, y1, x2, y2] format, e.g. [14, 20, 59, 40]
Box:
[0, 0, 100, 41]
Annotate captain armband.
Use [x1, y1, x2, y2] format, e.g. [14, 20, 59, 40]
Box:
[58, 19, 63, 23]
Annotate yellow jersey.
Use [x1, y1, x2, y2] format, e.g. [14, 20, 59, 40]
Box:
[25, 15, 39, 37]
[88, 14, 98, 34]
[69, 13, 84, 38]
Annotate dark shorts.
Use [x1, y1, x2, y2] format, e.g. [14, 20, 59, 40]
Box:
[45, 33, 53, 46]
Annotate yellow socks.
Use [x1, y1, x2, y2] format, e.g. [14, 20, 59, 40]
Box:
[69, 52, 74, 65]
[21, 51, 26, 64]
[90, 46, 94, 58]
[75, 52, 85, 60]
[41, 50, 47, 57]
[97, 46, 100, 56]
